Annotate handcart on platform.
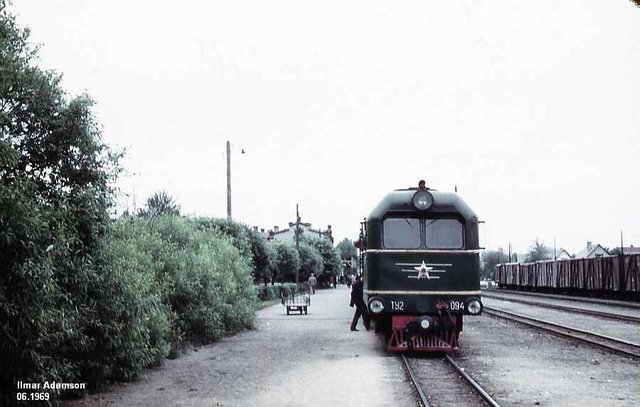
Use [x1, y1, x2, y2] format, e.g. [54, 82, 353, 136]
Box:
[281, 288, 311, 315]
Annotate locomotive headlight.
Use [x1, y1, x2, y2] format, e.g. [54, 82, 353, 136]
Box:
[412, 190, 433, 211]
[466, 298, 483, 315]
[369, 298, 385, 314]
[419, 316, 433, 330]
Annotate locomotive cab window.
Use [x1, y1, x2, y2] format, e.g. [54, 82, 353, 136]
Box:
[426, 219, 463, 249]
[383, 218, 420, 248]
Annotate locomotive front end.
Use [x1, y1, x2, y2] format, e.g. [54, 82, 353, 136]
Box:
[361, 182, 482, 351]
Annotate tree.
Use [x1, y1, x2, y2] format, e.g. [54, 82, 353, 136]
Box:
[246, 228, 274, 285]
[336, 237, 358, 270]
[607, 247, 622, 256]
[305, 237, 342, 286]
[525, 239, 552, 262]
[481, 249, 509, 279]
[337, 238, 357, 260]
[298, 243, 323, 283]
[138, 190, 180, 217]
[271, 243, 300, 283]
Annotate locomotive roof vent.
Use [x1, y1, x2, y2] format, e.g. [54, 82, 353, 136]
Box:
[412, 180, 433, 210]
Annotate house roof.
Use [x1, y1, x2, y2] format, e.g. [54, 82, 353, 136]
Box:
[575, 243, 609, 259]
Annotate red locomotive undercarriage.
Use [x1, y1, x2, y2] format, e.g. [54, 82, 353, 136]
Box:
[385, 302, 462, 351]
[386, 315, 460, 351]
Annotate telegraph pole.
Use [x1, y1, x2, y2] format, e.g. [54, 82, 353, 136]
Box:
[295, 204, 301, 283]
[226, 140, 232, 220]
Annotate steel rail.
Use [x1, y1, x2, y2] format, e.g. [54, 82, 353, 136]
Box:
[484, 307, 640, 359]
[486, 289, 640, 309]
[482, 292, 640, 323]
[443, 354, 502, 407]
[401, 354, 502, 407]
[401, 354, 431, 407]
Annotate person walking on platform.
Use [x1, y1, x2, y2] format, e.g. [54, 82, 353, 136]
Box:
[349, 275, 370, 331]
[308, 273, 317, 295]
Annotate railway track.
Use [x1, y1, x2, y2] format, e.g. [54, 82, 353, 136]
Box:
[486, 289, 640, 309]
[484, 306, 640, 359]
[482, 292, 640, 323]
[401, 353, 501, 407]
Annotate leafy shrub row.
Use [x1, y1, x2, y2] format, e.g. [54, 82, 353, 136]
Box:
[0, 212, 257, 400]
[90, 216, 257, 380]
[255, 283, 304, 301]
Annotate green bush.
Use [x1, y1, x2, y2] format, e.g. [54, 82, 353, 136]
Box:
[76, 216, 258, 386]
[0, 208, 260, 399]
[109, 216, 256, 356]
[0, 164, 115, 398]
[255, 283, 302, 301]
[83, 220, 171, 384]
[194, 218, 275, 284]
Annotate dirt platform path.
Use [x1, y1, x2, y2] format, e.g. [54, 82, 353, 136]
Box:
[68, 286, 416, 406]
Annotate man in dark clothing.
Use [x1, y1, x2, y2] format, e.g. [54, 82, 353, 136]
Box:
[349, 275, 371, 331]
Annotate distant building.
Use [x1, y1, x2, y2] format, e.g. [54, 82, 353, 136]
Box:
[255, 222, 333, 244]
[554, 248, 572, 260]
[617, 245, 640, 255]
[574, 241, 609, 258]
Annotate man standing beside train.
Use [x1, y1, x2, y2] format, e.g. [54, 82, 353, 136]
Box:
[349, 275, 370, 331]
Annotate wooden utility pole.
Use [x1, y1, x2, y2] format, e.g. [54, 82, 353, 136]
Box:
[295, 204, 301, 283]
[226, 140, 232, 219]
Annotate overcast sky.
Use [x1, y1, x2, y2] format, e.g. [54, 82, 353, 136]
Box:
[10, 0, 640, 255]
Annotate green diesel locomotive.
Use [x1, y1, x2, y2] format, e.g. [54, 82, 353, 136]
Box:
[358, 180, 483, 351]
